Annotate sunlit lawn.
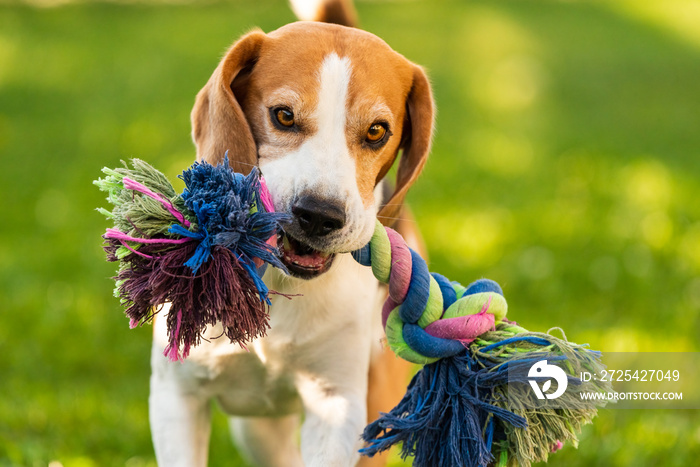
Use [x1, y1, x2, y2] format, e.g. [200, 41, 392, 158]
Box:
[1, 0, 699, 466]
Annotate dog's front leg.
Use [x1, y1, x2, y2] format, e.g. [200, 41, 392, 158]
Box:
[295, 337, 371, 467]
[298, 375, 367, 466]
[149, 345, 212, 467]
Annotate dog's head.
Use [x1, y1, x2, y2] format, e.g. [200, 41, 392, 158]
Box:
[191, 22, 433, 279]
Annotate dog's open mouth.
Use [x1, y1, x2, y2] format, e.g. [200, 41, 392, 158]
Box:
[279, 233, 335, 279]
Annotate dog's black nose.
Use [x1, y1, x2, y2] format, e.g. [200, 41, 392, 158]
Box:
[292, 196, 346, 237]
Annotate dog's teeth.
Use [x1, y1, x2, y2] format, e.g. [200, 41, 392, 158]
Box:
[319, 251, 330, 258]
[282, 235, 291, 250]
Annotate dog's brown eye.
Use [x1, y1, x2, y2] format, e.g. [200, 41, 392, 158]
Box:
[275, 108, 295, 127]
[366, 123, 387, 143]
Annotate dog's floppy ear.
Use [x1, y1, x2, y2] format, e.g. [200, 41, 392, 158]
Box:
[191, 30, 267, 174]
[378, 64, 435, 224]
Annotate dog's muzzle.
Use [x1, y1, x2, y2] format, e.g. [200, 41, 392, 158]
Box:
[279, 195, 346, 279]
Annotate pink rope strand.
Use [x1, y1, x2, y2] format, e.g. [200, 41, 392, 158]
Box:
[122, 177, 191, 227]
[163, 309, 184, 362]
[258, 176, 275, 213]
[119, 240, 155, 259]
[105, 228, 192, 245]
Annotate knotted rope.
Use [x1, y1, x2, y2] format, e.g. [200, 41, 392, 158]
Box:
[352, 220, 507, 364]
[351, 219, 611, 467]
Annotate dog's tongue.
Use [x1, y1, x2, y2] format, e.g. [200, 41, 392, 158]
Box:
[281, 235, 330, 269]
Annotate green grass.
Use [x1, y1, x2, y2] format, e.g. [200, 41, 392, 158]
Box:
[1, 0, 699, 465]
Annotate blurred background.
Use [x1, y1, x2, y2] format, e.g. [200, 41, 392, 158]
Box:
[1, 0, 699, 465]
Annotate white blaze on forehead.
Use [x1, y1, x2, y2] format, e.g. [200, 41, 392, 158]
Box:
[316, 53, 352, 151]
[296, 52, 356, 201]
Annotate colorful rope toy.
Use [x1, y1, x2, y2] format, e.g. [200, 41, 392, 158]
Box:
[96, 158, 610, 467]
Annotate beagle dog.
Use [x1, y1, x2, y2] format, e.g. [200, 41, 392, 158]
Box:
[149, 1, 434, 465]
